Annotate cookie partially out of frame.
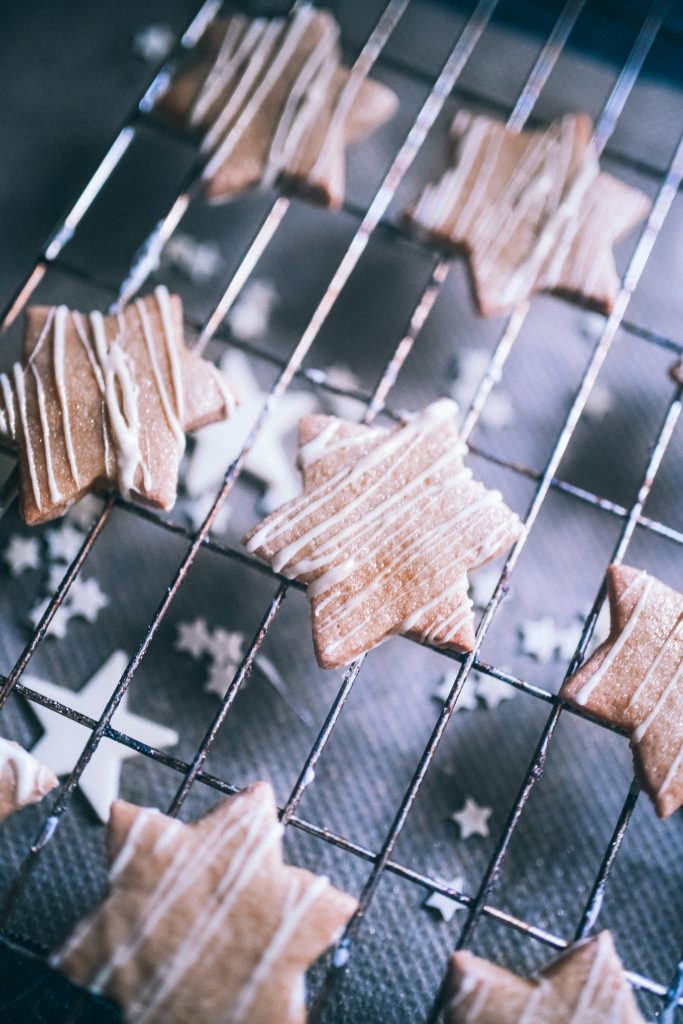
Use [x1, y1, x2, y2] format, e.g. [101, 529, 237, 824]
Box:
[0, 737, 57, 821]
[445, 930, 644, 1023]
[156, 5, 398, 207]
[244, 399, 522, 669]
[406, 111, 651, 317]
[561, 564, 683, 818]
[0, 287, 238, 525]
[52, 782, 357, 1024]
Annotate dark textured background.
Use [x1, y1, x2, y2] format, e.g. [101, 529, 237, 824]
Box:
[0, 2, 682, 1021]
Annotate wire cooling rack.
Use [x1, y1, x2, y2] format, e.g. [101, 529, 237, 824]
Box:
[0, 0, 682, 1020]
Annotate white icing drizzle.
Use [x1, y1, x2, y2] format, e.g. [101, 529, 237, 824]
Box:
[31, 362, 62, 504]
[202, 7, 315, 179]
[135, 294, 184, 448]
[189, 5, 372, 199]
[0, 738, 52, 807]
[200, 19, 283, 153]
[189, 14, 252, 125]
[248, 400, 518, 661]
[13, 362, 43, 511]
[210, 363, 238, 418]
[633, 657, 683, 743]
[153, 285, 185, 428]
[89, 310, 145, 499]
[53, 305, 80, 487]
[261, 20, 338, 190]
[566, 932, 609, 1023]
[518, 979, 550, 1024]
[0, 370, 17, 440]
[658, 741, 683, 799]
[574, 572, 651, 706]
[626, 615, 683, 713]
[131, 808, 284, 1022]
[224, 874, 330, 1023]
[411, 114, 611, 310]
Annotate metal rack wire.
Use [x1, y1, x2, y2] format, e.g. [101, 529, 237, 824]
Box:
[0, 0, 682, 1019]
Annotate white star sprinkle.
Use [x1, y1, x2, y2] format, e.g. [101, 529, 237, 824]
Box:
[469, 564, 501, 610]
[207, 627, 244, 671]
[29, 598, 68, 639]
[183, 349, 317, 514]
[25, 651, 178, 821]
[518, 616, 561, 662]
[132, 23, 175, 63]
[65, 494, 104, 531]
[450, 797, 492, 840]
[432, 675, 479, 711]
[583, 383, 613, 421]
[180, 491, 232, 534]
[449, 348, 514, 430]
[28, 574, 109, 639]
[226, 279, 277, 342]
[3, 535, 40, 575]
[175, 618, 213, 659]
[46, 524, 84, 564]
[424, 876, 466, 922]
[163, 233, 223, 284]
[66, 577, 110, 623]
[473, 673, 517, 709]
[519, 616, 588, 664]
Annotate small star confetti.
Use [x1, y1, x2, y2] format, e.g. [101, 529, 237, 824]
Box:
[163, 233, 223, 285]
[450, 797, 492, 840]
[469, 564, 501, 610]
[432, 675, 479, 711]
[132, 23, 175, 63]
[226, 279, 278, 343]
[3, 535, 41, 575]
[66, 577, 110, 623]
[175, 618, 213, 660]
[46, 524, 84, 565]
[207, 627, 244, 669]
[519, 616, 585, 663]
[474, 673, 517, 709]
[424, 876, 466, 922]
[65, 494, 104, 531]
[28, 574, 109, 639]
[448, 349, 514, 431]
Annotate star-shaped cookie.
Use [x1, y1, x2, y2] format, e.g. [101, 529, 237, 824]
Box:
[0, 287, 237, 525]
[0, 737, 58, 822]
[445, 930, 644, 1023]
[156, 5, 398, 207]
[407, 111, 651, 316]
[52, 782, 357, 1024]
[244, 399, 522, 668]
[561, 564, 683, 819]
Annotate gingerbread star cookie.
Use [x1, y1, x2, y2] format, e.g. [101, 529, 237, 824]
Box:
[52, 782, 356, 1024]
[561, 564, 683, 819]
[445, 931, 644, 1023]
[0, 737, 58, 822]
[243, 399, 522, 668]
[156, 5, 398, 207]
[0, 286, 237, 525]
[406, 111, 651, 316]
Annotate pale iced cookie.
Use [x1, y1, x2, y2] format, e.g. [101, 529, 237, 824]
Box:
[243, 399, 522, 669]
[406, 111, 651, 317]
[0, 286, 238, 526]
[52, 782, 356, 1024]
[445, 931, 644, 1023]
[156, 5, 398, 207]
[0, 737, 58, 821]
[561, 565, 683, 819]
